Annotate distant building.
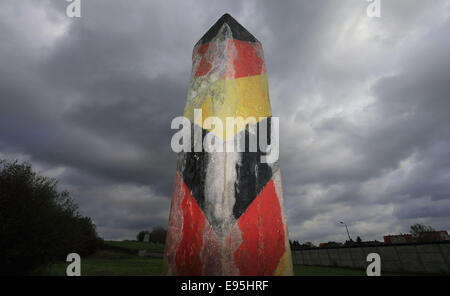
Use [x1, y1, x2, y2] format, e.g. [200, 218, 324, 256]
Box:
[439, 230, 450, 240]
[384, 231, 450, 244]
[419, 230, 450, 242]
[384, 234, 415, 244]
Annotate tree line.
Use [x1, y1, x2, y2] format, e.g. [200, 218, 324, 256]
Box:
[0, 160, 103, 275]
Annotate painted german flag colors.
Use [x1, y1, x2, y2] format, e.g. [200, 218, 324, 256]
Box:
[164, 13, 293, 276]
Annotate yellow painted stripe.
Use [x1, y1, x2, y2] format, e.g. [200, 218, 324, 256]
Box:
[184, 73, 272, 139]
[274, 248, 294, 276]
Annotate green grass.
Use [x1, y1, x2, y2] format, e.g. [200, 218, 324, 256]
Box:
[34, 250, 397, 276]
[103, 240, 165, 253]
[294, 265, 413, 276]
[34, 250, 164, 276]
[34, 241, 409, 276]
[36, 253, 401, 276]
[34, 241, 165, 276]
[294, 265, 366, 276]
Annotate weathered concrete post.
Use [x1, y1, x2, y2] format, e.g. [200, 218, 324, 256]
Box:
[164, 13, 293, 276]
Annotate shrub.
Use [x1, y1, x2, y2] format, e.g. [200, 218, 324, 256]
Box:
[0, 160, 102, 275]
[137, 230, 150, 242]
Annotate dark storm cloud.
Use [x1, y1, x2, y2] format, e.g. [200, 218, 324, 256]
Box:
[1, 0, 449, 241]
[0, 0, 246, 238]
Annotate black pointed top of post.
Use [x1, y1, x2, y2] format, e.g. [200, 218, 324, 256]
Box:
[196, 13, 259, 46]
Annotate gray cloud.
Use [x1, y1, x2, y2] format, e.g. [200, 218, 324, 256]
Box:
[1, 0, 449, 242]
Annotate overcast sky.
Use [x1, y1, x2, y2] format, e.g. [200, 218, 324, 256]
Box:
[1, 0, 449, 243]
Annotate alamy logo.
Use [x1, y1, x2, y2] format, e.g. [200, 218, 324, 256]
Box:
[66, 253, 81, 276]
[66, 0, 81, 18]
[366, 0, 381, 18]
[366, 253, 381, 276]
[171, 109, 279, 164]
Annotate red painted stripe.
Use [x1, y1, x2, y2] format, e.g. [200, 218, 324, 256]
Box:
[233, 180, 285, 275]
[174, 180, 206, 275]
[194, 40, 265, 79]
[227, 39, 265, 79]
[165, 173, 185, 274]
[200, 225, 222, 275]
[194, 43, 212, 77]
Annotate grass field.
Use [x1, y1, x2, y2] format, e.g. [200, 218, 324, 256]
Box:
[103, 240, 165, 253]
[34, 250, 164, 276]
[293, 265, 367, 276]
[34, 241, 406, 276]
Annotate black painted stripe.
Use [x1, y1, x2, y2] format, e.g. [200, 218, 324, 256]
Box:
[176, 118, 275, 236]
[195, 13, 259, 46]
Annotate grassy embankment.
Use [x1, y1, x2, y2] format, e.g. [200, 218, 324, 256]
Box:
[35, 241, 406, 276]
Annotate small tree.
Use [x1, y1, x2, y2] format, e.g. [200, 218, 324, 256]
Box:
[356, 236, 362, 244]
[410, 224, 435, 237]
[321, 241, 342, 248]
[302, 242, 315, 249]
[137, 230, 150, 242]
[344, 239, 355, 246]
[149, 227, 167, 244]
[410, 224, 436, 242]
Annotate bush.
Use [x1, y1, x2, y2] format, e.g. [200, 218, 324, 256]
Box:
[136, 227, 167, 244]
[149, 227, 167, 244]
[137, 230, 150, 242]
[0, 160, 102, 275]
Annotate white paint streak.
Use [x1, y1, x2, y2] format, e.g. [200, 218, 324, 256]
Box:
[272, 169, 291, 252]
[204, 144, 240, 237]
[164, 174, 185, 274]
[186, 24, 233, 110]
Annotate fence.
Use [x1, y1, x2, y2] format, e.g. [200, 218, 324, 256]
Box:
[291, 241, 450, 275]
